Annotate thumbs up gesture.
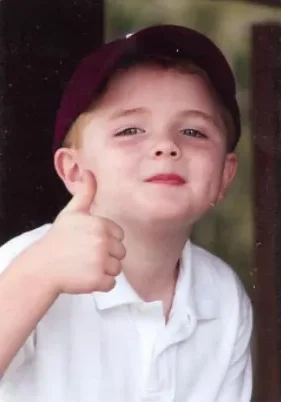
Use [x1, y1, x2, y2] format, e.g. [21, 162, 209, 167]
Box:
[41, 170, 126, 295]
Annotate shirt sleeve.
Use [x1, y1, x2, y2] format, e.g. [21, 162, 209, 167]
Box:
[216, 287, 253, 402]
[0, 225, 51, 383]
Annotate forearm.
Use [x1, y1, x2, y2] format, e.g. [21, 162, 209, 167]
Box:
[0, 244, 58, 375]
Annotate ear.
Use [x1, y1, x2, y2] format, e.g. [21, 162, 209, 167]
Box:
[217, 152, 238, 202]
[54, 147, 83, 196]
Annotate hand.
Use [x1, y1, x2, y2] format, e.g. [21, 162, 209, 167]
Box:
[39, 170, 126, 294]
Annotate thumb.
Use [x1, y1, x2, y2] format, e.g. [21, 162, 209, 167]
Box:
[62, 170, 97, 214]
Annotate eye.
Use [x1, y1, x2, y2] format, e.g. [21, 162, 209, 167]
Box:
[181, 128, 207, 138]
[114, 127, 144, 137]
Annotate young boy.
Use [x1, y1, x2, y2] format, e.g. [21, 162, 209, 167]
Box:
[0, 25, 252, 401]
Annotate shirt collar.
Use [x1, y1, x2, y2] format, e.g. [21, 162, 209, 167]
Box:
[94, 240, 220, 320]
[172, 241, 220, 320]
[94, 271, 142, 310]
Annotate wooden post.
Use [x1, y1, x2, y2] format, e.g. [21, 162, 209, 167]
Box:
[0, 0, 104, 244]
[251, 23, 281, 402]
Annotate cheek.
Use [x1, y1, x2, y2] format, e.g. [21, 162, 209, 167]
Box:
[105, 144, 142, 173]
[189, 149, 225, 185]
[94, 150, 140, 188]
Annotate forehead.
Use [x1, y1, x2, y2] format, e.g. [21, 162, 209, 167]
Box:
[104, 62, 210, 91]
[89, 64, 224, 120]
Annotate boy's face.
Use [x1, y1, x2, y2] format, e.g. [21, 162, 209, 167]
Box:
[55, 65, 237, 229]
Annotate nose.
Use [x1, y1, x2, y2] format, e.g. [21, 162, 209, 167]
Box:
[152, 141, 181, 159]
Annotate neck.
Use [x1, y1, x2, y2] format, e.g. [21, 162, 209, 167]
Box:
[121, 222, 190, 310]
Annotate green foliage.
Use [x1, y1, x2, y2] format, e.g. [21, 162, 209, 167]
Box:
[105, 0, 281, 294]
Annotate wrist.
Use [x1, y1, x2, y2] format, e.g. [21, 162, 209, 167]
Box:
[8, 240, 60, 300]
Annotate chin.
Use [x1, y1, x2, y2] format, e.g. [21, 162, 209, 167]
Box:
[137, 203, 191, 224]
[121, 192, 197, 227]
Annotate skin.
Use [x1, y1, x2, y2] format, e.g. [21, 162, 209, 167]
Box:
[0, 65, 237, 375]
[55, 65, 237, 309]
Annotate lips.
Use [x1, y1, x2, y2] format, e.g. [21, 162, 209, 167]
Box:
[146, 173, 186, 185]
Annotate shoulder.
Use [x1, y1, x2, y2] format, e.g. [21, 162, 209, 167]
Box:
[0, 224, 52, 274]
[190, 242, 252, 315]
[190, 242, 247, 291]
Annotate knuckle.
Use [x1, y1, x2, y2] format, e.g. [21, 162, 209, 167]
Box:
[91, 252, 106, 269]
[120, 244, 126, 259]
[109, 259, 121, 276]
[119, 227, 125, 239]
[86, 277, 98, 291]
[93, 236, 108, 253]
[114, 260, 122, 274]
[92, 270, 104, 285]
[103, 278, 116, 292]
[92, 219, 107, 237]
[115, 243, 126, 260]
[115, 225, 125, 240]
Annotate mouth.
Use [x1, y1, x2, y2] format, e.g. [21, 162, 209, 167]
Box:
[145, 173, 186, 186]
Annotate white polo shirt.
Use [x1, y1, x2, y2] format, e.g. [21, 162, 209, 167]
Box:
[0, 224, 253, 402]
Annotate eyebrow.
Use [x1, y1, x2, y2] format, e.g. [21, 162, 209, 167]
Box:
[108, 107, 223, 131]
[176, 110, 222, 130]
[108, 107, 148, 120]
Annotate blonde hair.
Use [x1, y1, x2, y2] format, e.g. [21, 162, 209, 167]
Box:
[62, 117, 83, 149]
[63, 56, 235, 151]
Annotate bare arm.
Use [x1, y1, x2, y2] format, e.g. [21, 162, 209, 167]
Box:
[0, 242, 59, 376]
[0, 171, 124, 377]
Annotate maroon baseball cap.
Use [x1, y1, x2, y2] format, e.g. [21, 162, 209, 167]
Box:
[53, 24, 241, 152]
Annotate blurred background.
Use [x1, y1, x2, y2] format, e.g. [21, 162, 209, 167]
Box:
[105, 6, 281, 399]
[105, 0, 281, 295]
[1, 1, 281, 400]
